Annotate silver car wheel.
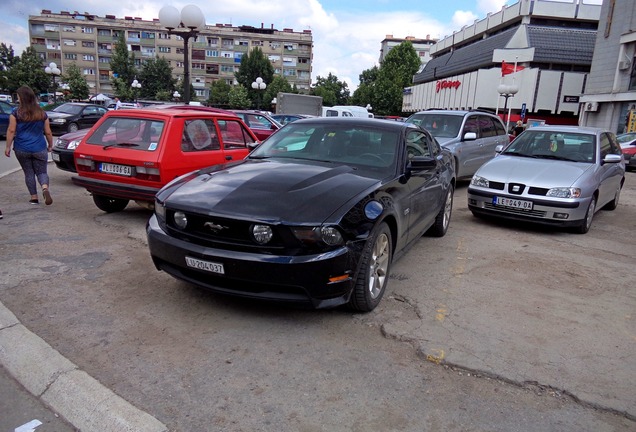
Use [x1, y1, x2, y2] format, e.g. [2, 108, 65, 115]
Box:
[368, 232, 390, 299]
[584, 197, 596, 231]
[442, 187, 453, 230]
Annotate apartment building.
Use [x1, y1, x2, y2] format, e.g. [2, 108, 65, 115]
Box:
[402, 0, 602, 126]
[28, 10, 314, 100]
[379, 35, 437, 71]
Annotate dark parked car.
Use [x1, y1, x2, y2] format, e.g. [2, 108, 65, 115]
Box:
[47, 102, 108, 134]
[147, 118, 456, 311]
[230, 110, 281, 140]
[270, 113, 315, 125]
[617, 132, 636, 171]
[0, 100, 13, 138]
[51, 128, 90, 172]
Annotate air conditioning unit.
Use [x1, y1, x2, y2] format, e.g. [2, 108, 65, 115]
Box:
[618, 60, 631, 70]
[585, 102, 599, 112]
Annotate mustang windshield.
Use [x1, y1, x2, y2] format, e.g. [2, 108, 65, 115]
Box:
[503, 131, 595, 163]
[249, 123, 399, 172]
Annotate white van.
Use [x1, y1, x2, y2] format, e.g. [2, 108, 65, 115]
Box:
[332, 105, 374, 118]
[322, 106, 354, 117]
[0, 94, 12, 103]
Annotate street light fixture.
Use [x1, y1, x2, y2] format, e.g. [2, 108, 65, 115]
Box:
[131, 79, 142, 104]
[44, 62, 61, 104]
[251, 77, 267, 110]
[159, 5, 205, 105]
[173, 90, 181, 102]
[497, 83, 519, 133]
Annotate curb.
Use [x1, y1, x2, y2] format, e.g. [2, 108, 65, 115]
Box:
[0, 302, 167, 432]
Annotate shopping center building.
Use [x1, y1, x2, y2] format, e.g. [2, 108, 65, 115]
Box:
[402, 0, 604, 129]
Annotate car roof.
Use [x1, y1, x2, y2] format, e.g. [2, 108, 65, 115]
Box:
[290, 116, 418, 131]
[411, 109, 497, 116]
[525, 125, 608, 134]
[102, 107, 244, 120]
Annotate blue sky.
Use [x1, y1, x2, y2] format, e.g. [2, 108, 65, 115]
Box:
[0, 0, 601, 91]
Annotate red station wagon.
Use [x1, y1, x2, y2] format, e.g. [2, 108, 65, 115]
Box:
[72, 108, 258, 212]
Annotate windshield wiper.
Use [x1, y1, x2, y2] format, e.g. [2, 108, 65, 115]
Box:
[102, 142, 141, 150]
[533, 154, 577, 161]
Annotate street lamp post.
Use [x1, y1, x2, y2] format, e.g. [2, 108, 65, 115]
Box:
[497, 83, 519, 133]
[173, 90, 181, 102]
[44, 62, 61, 104]
[251, 77, 267, 110]
[131, 79, 142, 104]
[159, 5, 205, 105]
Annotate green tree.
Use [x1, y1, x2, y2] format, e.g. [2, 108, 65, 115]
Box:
[207, 79, 231, 107]
[6, 47, 50, 96]
[350, 66, 379, 110]
[234, 47, 274, 108]
[61, 63, 89, 101]
[374, 41, 420, 116]
[138, 57, 175, 100]
[0, 43, 18, 93]
[110, 32, 137, 100]
[228, 85, 251, 109]
[263, 75, 293, 110]
[312, 73, 350, 106]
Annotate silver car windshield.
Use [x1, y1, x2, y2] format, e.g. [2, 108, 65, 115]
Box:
[503, 131, 595, 163]
[405, 114, 462, 138]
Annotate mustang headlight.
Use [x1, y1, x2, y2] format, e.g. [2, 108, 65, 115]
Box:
[173, 211, 188, 229]
[546, 187, 581, 198]
[471, 175, 489, 188]
[252, 224, 273, 244]
[291, 226, 344, 246]
[320, 226, 343, 246]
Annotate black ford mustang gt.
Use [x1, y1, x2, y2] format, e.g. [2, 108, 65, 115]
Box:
[147, 117, 455, 311]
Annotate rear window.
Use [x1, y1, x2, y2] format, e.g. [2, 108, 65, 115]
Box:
[87, 118, 165, 151]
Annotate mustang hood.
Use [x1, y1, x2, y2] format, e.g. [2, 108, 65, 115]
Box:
[478, 156, 593, 187]
[162, 159, 380, 223]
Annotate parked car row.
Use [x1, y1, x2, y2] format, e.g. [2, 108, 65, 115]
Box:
[48, 105, 627, 311]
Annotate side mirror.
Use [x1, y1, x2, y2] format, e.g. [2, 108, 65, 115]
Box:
[495, 144, 504, 155]
[603, 154, 623, 164]
[463, 132, 477, 141]
[409, 156, 436, 171]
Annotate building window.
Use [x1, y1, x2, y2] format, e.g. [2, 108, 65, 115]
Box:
[63, 39, 76, 46]
[252, 40, 263, 46]
[222, 38, 234, 47]
[159, 46, 171, 53]
[158, 33, 170, 40]
[83, 54, 95, 61]
[206, 50, 218, 57]
[64, 53, 77, 60]
[176, 61, 184, 68]
[82, 41, 95, 48]
[221, 51, 233, 58]
[83, 68, 95, 75]
[98, 29, 110, 36]
[207, 64, 219, 74]
[237, 40, 249, 46]
[270, 42, 281, 49]
[141, 32, 155, 39]
[220, 65, 234, 73]
[81, 27, 94, 34]
[99, 57, 111, 63]
[207, 37, 218, 46]
[63, 26, 76, 32]
[283, 69, 297, 77]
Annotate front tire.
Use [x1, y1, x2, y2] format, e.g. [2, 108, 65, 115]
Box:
[92, 194, 129, 213]
[67, 123, 79, 133]
[427, 184, 454, 237]
[575, 196, 596, 234]
[348, 222, 392, 312]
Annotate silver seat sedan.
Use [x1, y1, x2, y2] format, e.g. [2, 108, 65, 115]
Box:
[467, 125, 625, 234]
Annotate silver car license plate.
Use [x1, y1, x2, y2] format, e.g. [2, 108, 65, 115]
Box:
[493, 196, 533, 210]
[185, 256, 225, 274]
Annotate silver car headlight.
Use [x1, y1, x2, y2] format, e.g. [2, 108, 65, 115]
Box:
[471, 175, 489, 188]
[51, 118, 67, 124]
[546, 187, 581, 198]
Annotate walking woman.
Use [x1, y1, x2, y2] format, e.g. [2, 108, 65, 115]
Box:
[4, 86, 54, 205]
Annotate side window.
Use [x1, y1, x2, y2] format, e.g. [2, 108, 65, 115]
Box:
[406, 130, 431, 158]
[218, 119, 255, 149]
[181, 119, 220, 152]
[463, 116, 479, 137]
[492, 117, 507, 136]
[599, 133, 612, 159]
[479, 116, 496, 137]
[606, 133, 622, 155]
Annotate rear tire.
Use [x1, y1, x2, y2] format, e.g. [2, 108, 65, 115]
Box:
[427, 184, 454, 237]
[92, 194, 129, 213]
[348, 222, 392, 312]
[575, 196, 596, 234]
[67, 123, 79, 133]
